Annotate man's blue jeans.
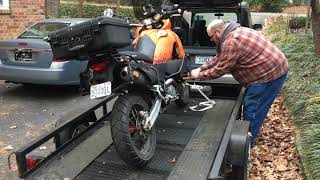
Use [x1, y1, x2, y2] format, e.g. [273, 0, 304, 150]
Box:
[243, 72, 288, 144]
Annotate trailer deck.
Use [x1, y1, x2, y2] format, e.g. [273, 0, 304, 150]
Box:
[14, 84, 248, 180]
[76, 98, 235, 180]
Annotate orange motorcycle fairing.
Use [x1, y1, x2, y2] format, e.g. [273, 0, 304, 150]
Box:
[134, 29, 185, 64]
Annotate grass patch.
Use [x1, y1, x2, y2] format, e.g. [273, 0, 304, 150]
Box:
[266, 16, 320, 179]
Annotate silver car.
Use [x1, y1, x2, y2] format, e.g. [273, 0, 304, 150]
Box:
[0, 18, 91, 85]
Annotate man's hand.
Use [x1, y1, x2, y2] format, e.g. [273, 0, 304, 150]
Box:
[191, 68, 201, 79]
[200, 64, 209, 71]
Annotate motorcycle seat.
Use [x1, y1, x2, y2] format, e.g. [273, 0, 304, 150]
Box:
[118, 51, 153, 64]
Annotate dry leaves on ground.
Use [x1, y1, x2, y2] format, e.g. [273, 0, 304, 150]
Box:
[249, 96, 305, 180]
[0, 112, 9, 117]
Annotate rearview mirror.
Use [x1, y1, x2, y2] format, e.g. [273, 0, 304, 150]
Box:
[214, 13, 224, 17]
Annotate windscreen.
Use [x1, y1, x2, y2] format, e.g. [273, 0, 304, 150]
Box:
[193, 12, 238, 26]
[19, 23, 70, 39]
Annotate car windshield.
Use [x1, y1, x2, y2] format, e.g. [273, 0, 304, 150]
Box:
[18, 23, 70, 39]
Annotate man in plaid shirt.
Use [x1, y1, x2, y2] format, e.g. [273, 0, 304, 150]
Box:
[191, 19, 288, 145]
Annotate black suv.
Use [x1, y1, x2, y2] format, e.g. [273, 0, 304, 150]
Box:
[169, 0, 255, 84]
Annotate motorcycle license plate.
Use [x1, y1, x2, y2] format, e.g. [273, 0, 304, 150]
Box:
[195, 56, 212, 65]
[90, 82, 112, 99]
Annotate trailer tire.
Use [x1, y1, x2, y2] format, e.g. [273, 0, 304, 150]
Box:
[227, 120, 251, 180]
[231, 135, 250, 180]
[111, 94, 156, 168]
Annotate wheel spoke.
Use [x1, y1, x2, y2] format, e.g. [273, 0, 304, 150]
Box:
[133, 107, 139, 118]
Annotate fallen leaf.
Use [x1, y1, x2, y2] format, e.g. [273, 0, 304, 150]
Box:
[169, 157, 176, 163]
[4, 145, 13, 151]
[0, 112, 9, 116]
[274, 158, 288, 171]
[261, 154, 274, 162]
[39, 146, 47, 150]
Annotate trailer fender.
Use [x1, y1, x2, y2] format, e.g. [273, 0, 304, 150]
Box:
[227, 120, 250, 166]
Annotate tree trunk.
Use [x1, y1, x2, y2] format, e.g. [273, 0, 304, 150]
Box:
[77, 0, 85, 17]
[311, 0, 320, 55]
[305, 0, 311, 34]
[117, 0, 121, 15]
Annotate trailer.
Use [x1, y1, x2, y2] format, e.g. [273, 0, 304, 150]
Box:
[9, 0, 256, 178]
[10, 80, 250, 180]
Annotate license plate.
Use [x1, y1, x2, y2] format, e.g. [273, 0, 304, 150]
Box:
[90, 82, 112, 99]
[14, 49, 32, 61]
[195, 56, 212, 65]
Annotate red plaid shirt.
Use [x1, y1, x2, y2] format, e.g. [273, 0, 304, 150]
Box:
[199, 27, 288, 86]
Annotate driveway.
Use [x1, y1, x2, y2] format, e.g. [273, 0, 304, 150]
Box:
[0, 81, 92, 179]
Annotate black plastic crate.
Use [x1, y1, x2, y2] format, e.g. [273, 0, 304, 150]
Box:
[48, 16, 131, 59]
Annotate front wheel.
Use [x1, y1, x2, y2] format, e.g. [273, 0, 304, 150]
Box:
[111, 94, 156, 168]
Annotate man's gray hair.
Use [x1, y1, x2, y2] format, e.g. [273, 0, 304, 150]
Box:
[207, 19, 226, 34]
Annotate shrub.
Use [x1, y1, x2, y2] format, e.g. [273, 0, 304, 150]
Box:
[59, 1, 137, 22]
[289, 16, 308, 29]
[247, 0, 289, 12]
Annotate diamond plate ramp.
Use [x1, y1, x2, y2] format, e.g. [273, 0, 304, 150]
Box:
[156, 114, 203, 129]
[94, 144, 183, 173]
[75, 99, 237, 180]
[167, 99, 236, 180]
[75, 163, 166, 180]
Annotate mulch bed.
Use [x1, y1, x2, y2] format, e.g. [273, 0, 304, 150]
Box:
[249, 96, 305, 179]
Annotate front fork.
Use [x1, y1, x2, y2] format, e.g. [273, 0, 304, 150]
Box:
[141, 78, 178, 131]
[142, 97, 162, 131]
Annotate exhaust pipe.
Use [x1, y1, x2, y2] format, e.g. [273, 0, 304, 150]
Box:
[120, 66, 130, 81]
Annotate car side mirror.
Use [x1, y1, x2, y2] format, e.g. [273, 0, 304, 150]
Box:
[253, 24, 262, 30]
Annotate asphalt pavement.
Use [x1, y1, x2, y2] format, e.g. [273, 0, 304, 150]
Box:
[0, 81, 92, 179]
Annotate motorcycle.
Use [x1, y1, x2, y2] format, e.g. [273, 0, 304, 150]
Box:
[50, 3, 190, 168]
[109, 4, 189, 168]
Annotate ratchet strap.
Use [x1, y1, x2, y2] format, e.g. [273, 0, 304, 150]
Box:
[187, 82, 216, 112]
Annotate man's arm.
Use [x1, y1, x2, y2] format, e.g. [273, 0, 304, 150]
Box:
[199, 39, 240, 80]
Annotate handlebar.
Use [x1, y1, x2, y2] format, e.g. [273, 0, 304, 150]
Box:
[160, 8, 182, 20]
[130, 8, 182, 29]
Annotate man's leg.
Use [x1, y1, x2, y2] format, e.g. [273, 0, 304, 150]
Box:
[243, 73, 287, 145]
